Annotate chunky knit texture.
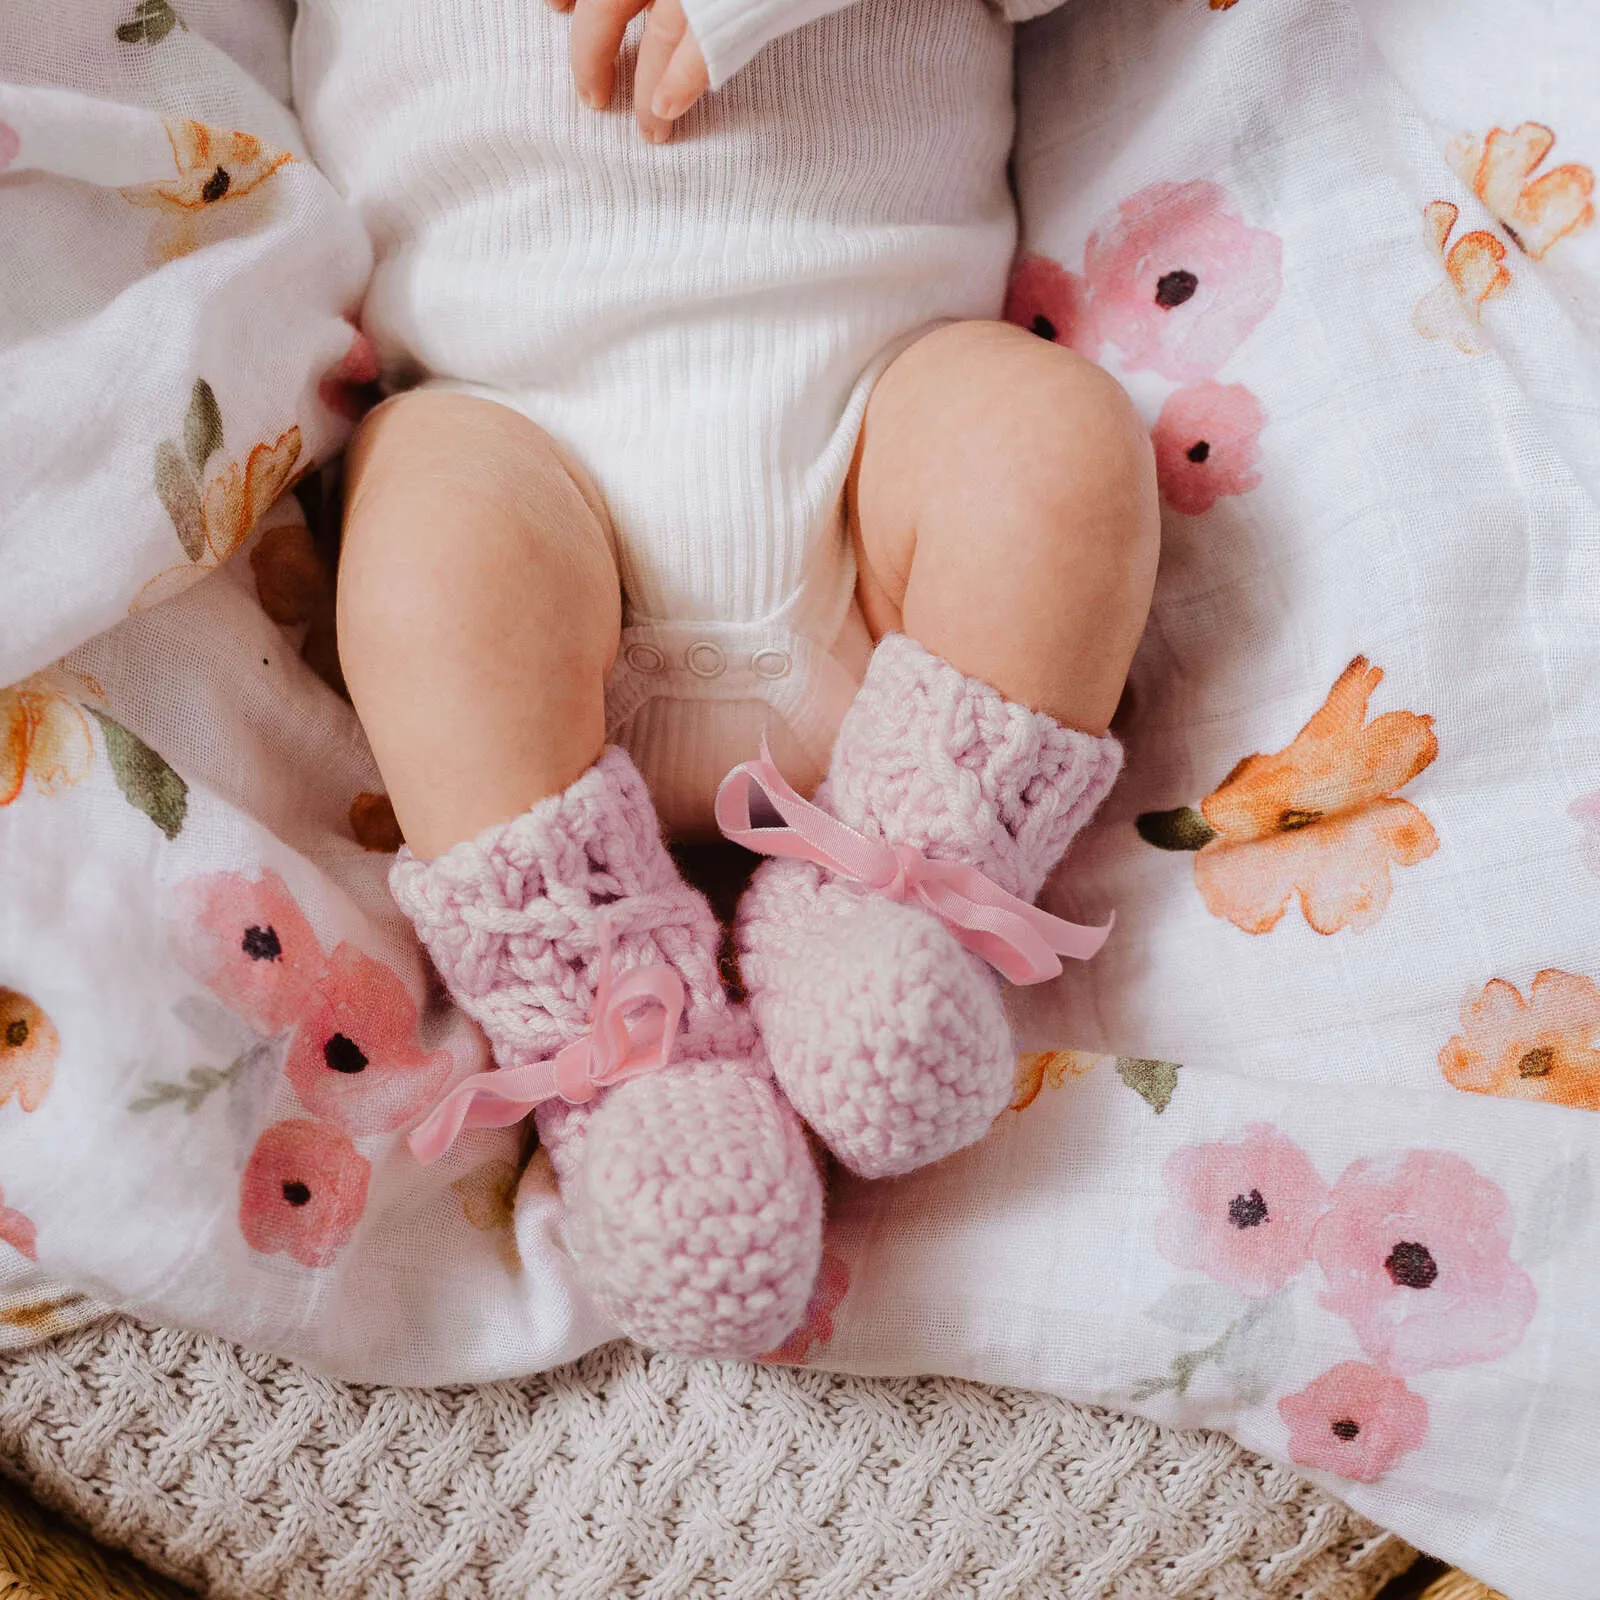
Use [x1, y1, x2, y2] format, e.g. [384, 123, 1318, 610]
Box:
[390, 749, 822, 1356]
[0, 1319, 1416, 1600]
[738, 635, 1122, 1177]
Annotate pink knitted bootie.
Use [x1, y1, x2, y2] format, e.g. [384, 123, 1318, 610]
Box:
[390, 748, 823, 1356]
[733, 635, 1122, 1179]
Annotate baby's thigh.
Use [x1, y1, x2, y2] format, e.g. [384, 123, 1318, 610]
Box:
[338, 389, 623, 855]
[849, 320, 1160, 731]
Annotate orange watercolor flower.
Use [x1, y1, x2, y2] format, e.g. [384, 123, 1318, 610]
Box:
[0, 671, 102, 808]
[1440, 970, 1600, 1112]
[453, 1158, 519, 1234]
[1448, 123, 1595, 260]
[760, 1251, 850, 1364]
[1192, 659, 1439, 935]
[137, 427, 303, 611]
[121, 119, 294, 262]
[0, 991, 59, 1114]
[349, 792, 404, 854]
[1413, 201, 1511, 356]
[1011, 1049, 1102, 1111]
[124, 120, 294, 213]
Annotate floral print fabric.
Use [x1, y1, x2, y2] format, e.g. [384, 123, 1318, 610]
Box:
[3, 3, 1600, 1596]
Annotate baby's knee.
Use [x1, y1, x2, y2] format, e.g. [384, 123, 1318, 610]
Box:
[966, 323, 1152, 505]
[918, 322, 1158, 575]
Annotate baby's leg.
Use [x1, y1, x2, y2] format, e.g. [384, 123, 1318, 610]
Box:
[339, 389, 621, 861]
[339, 391, 821, 1355]
[849, 318, 1159, 733]
[739, 322, 1158, 1178]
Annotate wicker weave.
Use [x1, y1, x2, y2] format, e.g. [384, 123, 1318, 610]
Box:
[0, 1316, 1421, 1600]
[1415, 1577, 1509, 1600]
[0, 1473, 186, 1600]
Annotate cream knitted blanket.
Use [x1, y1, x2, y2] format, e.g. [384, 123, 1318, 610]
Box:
[0, 1320, 1412, 1600]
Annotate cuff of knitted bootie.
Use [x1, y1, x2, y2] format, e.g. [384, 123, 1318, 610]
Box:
[826, 634, 1124, 903]
[388, 747, 682, 1007]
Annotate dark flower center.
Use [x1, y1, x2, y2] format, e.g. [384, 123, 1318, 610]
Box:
[1517, 1046, 1556, 1079]
[323, 1033, 368, 1074]
[241, 925, 283, 963]
[1277, 808, 1323, 832]
[1155, 269, 1199, 308]
[281, 1180, 312, 1207]
[3, 1020, 27, 1049]
[1030, 314, 1058, 342]
[1385, 1240, 1438, 1290]
[1330, 1418, 1361, 1441]
[201, 165, 232, 203]
[1228, 1188, 1270, 1229]
[1186, 440, 1211, 464]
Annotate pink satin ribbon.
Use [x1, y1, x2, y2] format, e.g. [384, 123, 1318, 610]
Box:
[408, 921, 685, 1165]
[714, 739, 1112, 986]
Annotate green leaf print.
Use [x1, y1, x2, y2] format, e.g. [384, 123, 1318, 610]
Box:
[184, 377, 223, 476]
[154, 439, 204, 562]
[1131, 1288, 1294, 1405]
[1116, 1057, 1181, 1114]
[87, 709, 188, 839]
[1135, 806, 1218, 851]
[116, 0, 180, 44]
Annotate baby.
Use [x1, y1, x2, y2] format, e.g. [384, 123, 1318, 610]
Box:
[305, 0, 1159, 1355]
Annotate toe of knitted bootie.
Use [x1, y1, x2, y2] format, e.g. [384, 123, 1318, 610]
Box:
[390, 746, 822, 1356]
[734, 634, 1122, 1180]
[739, 865, 1015, 1179]
[562, 1058, 823, 1356]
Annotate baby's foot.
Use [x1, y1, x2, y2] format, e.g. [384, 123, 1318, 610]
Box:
[392, 747, 822, 1356]
[735, 634, 1121, 1179]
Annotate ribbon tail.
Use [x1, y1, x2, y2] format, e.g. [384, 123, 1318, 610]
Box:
[407, 1061, 560, 1164]
[919, 880, 1114, 986]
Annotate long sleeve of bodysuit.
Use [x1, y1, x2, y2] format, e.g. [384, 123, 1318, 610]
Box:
[681, 0, 1073, 89]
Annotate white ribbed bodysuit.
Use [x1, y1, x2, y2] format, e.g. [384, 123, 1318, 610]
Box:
[293, 0, 1030, 833]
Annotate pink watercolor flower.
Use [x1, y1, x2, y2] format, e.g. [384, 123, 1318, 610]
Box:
[239, 1119, 370, 1267]
[1312, 1150, 1535, 1374]
[1570, 792, 1600, 877]
[284, 943, 452, 1135]
[0, 122, 18, 173]
[1157, 1125, 1331, 1296]
[1278, 1362, 1428, 1483]
[317, 323, 381, 421]
[761, 1251, 850, 1364]
[1151, 381, 1266, 514]
[170, 869, 323, 1034]
[0, 1184, 37, 1262]
[1082, 180, 1283, 382]
[1004, 254, 1096, 357]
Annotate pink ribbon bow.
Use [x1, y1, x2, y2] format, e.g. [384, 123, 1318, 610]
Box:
[714, 740, 1112, 986]
[408, 921, 685, 1165]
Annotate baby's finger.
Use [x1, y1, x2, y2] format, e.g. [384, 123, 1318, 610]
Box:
[570, 0, 648, 109]
[650, 32, 710, 125]
[633, 0, 688, 142]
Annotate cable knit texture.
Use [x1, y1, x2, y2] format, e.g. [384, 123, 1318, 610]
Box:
[0, 1320, 1415, 1600]
[739, 635, 1122, 1177]
[391, 749, 822, 1356]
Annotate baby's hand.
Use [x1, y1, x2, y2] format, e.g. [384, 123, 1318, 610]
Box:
[554, 0, 711, 142]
